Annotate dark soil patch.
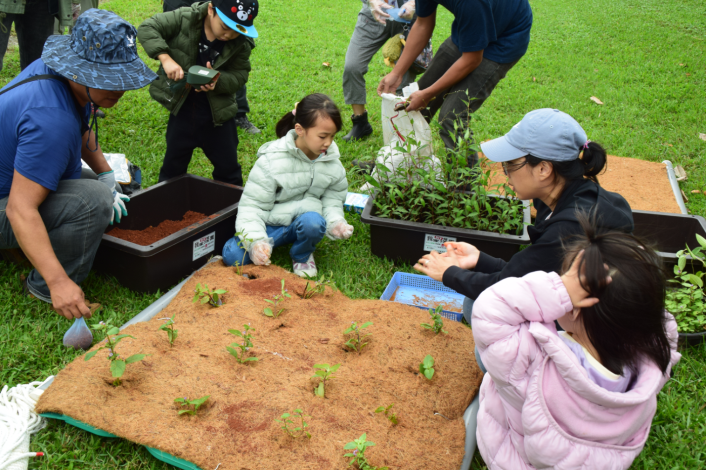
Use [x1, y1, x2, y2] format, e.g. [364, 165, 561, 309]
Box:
[107, 211, 208, 245]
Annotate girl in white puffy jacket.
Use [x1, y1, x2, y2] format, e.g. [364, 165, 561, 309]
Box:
[222, 94, 354, 277]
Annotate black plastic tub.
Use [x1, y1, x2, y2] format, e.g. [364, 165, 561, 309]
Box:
[360, 193, 531, 264]
[93, 174, 242, 293]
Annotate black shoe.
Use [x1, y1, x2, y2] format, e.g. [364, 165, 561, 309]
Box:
[234, 115, 261, 134]
[342, 112, 373, 142]
[352, 159, 375, 175]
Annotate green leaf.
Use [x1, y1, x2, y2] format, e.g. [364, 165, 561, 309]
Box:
[174, 397, 186, 404]
[363, 174, 380, 189]
[688, 274, 704, 288]
[361, 322, 373, 328]
[330, 364, 341, 373]
[84, 350, 100, 361]
[343, 442, 357, 450]
[191, 396, 210, 407]
[106, 327, 120, 336]
[423, 354, 435, 368]
[226, 346, 239, 358]
[679, 256, 687, 271]
[213, 289, 227, 295]
[110, 359, 126, 378]
[424, 368, 434, 380]
[315, 382, 324, 397]
[313, 363, 329, 370]
[697, 233, 706, 249]
[244, 357, 259, 361]
[125, 354, 146, 364]
[229, 329, 243, 337]
[375, 406, 385, 413]
[178, 409, 194, 415]
[264, 308, 273, 317]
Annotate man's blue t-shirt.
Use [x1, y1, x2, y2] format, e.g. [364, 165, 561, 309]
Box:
[0, 60, 90, 200]
[416, 0, 533, 63]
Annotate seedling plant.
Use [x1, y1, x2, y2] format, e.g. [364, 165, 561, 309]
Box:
[344, 433, 389, 470]
[312, 363, 340, 398]
[159, 314, 178, 347]
[275, 408, 311, 439]
[227, 324, 259, 364]
[85, 320, 147, 386]
[233, 231, 254, 276]
[666, 235, 706, 333]
[193, 283, 226, 307]
[264, 279, 291, 318]
[303, 273, 338, 299]
[174, 395, 210, 415]
[374, 404, 398, 426]
[421, 305, 447, 334]
[419, 354, 435, 380]
[344, 321, 373, 353]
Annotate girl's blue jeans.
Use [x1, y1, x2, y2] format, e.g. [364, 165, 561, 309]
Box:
[222, 212, 327, 266]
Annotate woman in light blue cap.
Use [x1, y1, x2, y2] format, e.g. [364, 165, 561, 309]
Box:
[414, 108, 634, 324]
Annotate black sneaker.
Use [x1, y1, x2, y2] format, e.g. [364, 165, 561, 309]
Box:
[234, 115, 261, 134]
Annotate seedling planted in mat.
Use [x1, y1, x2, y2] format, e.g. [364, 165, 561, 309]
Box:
[312, 363, 340, 398]
[175, 395, 210, 416]
[193, 283, 226, 307]
[374, 404, 398, 426]
[275, 408, 311, 439]
[264, 279, 291, 318]
[344, 321, 373, 354]
[159, 314, 178, 347]
[421, 306, 447, 335]
[85, 320, 147, 386]
[227, 324, 259, 364]
[343, 433, 389, 470]
[302, 273, 338, 299]
[419, 354, 435, 380]
[233, 231, 254, 276]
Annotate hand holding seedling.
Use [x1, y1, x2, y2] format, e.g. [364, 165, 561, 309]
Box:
[159, 314, 178, 347]
[194, 61, 219, 92]
[421, 306, 447, 335]
[441, 242, 481, 270]
[344, 321, 373, 353]
[227, 324, 259, 364]
[264, 280, 291, 318]
[175, 395, 210, 415]
[85, 320, 147, 386]
[414, 250, 460, 282]
[275, 409, 311, 439]
[312, 363, 340, 398]
[419, 354, 435, 380]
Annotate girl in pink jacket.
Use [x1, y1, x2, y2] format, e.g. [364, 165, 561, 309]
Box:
[468, 215, 681, 470]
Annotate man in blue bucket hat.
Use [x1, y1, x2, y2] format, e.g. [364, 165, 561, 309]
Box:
[0, 9, 157, 320]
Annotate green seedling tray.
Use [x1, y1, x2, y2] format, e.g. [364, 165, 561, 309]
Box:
[187, 65, 219, 86]
[41, 413, 203, 470]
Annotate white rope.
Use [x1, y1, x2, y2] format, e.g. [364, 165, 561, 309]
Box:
[0, 380, 50, 470]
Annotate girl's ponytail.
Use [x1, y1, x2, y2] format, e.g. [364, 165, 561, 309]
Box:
[580, 141, 607, 183]
[275, 108, 297, 138]
[275, 94, 343, 139]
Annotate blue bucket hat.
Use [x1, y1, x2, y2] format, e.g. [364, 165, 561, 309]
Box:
[42, 9, 157, 91]
[480, 109, 589, 163]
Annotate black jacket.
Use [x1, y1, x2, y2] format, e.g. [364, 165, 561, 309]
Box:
[442, 179, 634, 299]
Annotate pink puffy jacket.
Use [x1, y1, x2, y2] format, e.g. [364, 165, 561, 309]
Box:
[472, 271, 681, 470]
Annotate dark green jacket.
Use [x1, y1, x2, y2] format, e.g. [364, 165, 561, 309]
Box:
[137, 1, 252, 125]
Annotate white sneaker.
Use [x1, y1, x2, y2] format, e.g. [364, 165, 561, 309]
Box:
[293, 253, 317, 278]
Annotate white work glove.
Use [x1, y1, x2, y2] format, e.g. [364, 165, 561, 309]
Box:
[368, 0, 393, 24]
[248, 238, 273, 266]
[97, 170, 130, 225]
[399, 0, 416, 20]
[330, 221, 354, 240]
[72, 2, 81, 21]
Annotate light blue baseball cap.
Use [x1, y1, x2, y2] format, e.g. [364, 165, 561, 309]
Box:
[480, 109, 589, 163]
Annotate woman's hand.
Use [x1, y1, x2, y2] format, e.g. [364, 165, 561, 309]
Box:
[414, 250, 460, 282]
[159, 54, 184, 81]
[560, 250, 612, 309]
[441, 242, 480, 270]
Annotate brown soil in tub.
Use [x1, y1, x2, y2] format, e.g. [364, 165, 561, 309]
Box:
[37, 264, 482, 470]
[107, 210, 208, 246]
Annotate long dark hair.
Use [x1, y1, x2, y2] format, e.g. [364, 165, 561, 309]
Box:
[526, 141, 607, 184]
[561, 212, 672, 376]
[275, 93, 343, 138]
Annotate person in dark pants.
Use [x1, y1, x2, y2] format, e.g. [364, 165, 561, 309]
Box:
[162, 0, 261, 134]
[0, 0, 56, 73]
[139, 0, 259, 186]
[378, 0, 533, 168]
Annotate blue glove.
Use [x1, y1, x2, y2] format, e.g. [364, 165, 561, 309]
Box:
[97, 170, 130, 224]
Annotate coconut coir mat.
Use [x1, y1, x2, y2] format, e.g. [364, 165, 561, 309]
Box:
[483, 155, 682, 214]
[107, 210, 208, 246]
[36, 263, 482, 470]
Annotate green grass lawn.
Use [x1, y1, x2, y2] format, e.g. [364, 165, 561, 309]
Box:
[1, 0, 705, 468]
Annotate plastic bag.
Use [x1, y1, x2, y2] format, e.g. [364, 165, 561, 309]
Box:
[63, 317, 93, 350]
[360, 90, 442, 192]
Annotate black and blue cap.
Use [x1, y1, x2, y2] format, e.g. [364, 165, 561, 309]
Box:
[213, 0, 259, 38]
[41, 9, 157, 91]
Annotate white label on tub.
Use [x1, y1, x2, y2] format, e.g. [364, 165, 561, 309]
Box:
[197, 69, 210, 76]
[423, 234, 456, 253]
[193, 232, 216, 260]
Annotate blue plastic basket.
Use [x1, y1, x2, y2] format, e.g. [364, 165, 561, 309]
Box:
[380, 272, 464, 322]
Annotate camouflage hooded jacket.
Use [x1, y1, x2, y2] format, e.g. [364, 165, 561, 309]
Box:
[137, 1, 252, 125]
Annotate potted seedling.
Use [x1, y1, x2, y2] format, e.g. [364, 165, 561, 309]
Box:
[343, 433, 389, 470]
[360, 126, 530, 265]
[227, 324, 259, 364]
[175, 395, 210, 416]
[85, 320, 147, 386]
[312, 363, 340, 398]
[344, 321, 373, 353]
[666, 236, 706, 344]
[275, 408, 311, 439]
[263, 280, 291, 318]
[193, 283, 226, 307]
